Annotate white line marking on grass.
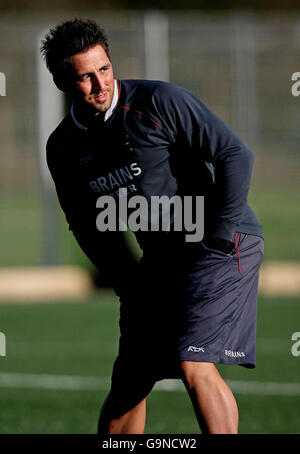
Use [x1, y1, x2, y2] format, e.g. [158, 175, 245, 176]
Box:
[155, 379, 300, 396]
[0, 373, 110, 391]
[226, 380, 300, 396]
[0, 373, 299, 396]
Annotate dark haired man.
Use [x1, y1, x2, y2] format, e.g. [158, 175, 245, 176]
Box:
[41, 18, 264, 434]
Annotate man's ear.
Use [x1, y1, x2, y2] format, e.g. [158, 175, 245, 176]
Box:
[53, 75, 67, 92]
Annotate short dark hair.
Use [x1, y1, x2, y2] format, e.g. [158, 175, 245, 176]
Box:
[40, 18, 110, 83]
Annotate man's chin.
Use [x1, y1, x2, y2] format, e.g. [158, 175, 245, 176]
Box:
[91, 99, 111, 114]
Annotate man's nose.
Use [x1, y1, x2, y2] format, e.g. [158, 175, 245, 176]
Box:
[92, 73, 105, 92]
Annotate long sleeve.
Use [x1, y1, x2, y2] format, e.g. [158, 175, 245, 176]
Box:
[152, 83, 254, 243]
[46, 135, 138, 296]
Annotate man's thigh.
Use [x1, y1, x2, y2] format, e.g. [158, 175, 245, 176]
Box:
[178, 233, 264, 368]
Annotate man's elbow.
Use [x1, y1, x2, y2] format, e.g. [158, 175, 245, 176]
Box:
[239, 145, 254, 173]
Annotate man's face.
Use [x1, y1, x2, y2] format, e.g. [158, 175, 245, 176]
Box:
[67, 44, 114, 115]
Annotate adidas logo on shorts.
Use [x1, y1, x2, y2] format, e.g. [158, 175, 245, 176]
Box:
[188, 346, 205, 352]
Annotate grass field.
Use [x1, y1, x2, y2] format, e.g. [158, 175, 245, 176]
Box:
[0, 291, 299, 434]
[1, 185, 300, 268]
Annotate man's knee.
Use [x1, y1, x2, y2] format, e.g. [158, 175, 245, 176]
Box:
[97, 381, 153, 433]
[98, 392, 114, 434]
[98, 392, 147, 434]
[180, 361, 220, 390]
[98, 390, 136, 427]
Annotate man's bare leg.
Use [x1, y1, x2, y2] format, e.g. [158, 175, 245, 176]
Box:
[180, 361, 239, 434]
[98, 393, 146, 434]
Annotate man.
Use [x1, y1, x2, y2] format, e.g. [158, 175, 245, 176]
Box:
[41, 18, 264, 434]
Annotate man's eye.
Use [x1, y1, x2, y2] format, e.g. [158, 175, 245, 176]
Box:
[79, 74, 90, 81]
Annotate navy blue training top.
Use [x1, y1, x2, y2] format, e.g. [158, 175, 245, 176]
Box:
[47, 79, 263, 265]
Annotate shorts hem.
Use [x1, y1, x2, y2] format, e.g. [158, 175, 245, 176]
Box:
[178, 355, 255, 369]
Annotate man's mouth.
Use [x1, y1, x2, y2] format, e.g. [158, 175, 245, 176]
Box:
[94, 92, 108, 103]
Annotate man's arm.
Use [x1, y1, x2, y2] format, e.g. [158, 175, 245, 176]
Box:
[153, 83, 254, 246]
[46, 137, 138, 295]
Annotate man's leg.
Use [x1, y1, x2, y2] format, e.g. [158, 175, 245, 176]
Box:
[180, 361, 239, 434]
[98, 392, 147, 434]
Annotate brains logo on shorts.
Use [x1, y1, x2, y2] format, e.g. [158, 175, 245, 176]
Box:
[188, 346, 205, 353]
[224, 349, 245, 358]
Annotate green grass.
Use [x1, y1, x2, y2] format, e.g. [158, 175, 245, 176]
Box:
[0, 186, 300, 268]
[0, 190, 42, 267]
[248, 186, 300, 260]
[0, 292, 299, 434]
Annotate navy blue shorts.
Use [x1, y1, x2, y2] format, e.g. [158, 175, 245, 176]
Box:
[177, 233, 264, 367]
[108, 233, 264, 417]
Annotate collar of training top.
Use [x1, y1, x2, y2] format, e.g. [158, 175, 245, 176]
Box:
[70, 79, 119, 130]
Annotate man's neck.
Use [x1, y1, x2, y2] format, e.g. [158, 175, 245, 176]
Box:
[73, 103, 105, 129]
